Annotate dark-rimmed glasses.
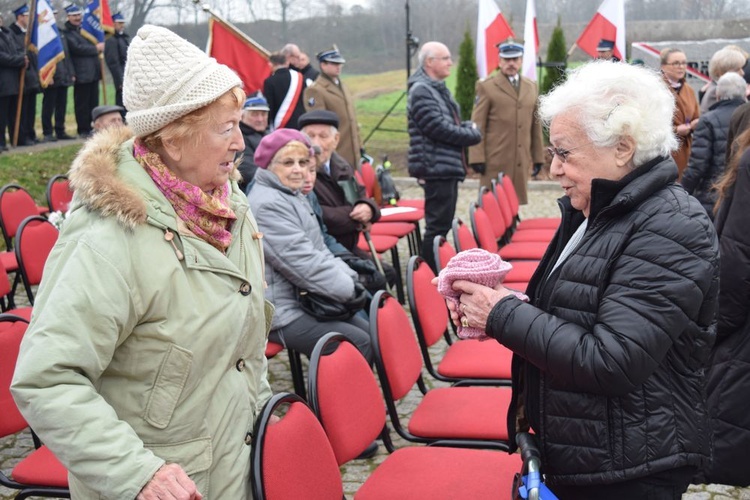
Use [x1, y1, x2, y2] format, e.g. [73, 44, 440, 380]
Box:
[546, 141, 594, 163]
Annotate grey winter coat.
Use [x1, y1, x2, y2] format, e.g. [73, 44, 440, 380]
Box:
[407, 67, 481, 180]
[248, 168, 358, 331]
[487, 157, 719, 486]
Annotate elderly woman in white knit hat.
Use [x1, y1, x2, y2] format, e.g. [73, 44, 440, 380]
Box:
[11, 25, 272, 500]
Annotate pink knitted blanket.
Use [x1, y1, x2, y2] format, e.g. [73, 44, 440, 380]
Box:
[437, 248, 529, 340]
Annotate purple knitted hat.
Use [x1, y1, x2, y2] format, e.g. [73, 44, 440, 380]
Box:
[254, 128, 314, 169]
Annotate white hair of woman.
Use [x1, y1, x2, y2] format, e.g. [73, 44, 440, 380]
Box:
[538, 60, 679, 168]
[716, 71, 748, 101]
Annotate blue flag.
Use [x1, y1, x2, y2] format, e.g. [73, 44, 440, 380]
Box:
[31, 0, 65, 88]
[81, 0, 105, 44]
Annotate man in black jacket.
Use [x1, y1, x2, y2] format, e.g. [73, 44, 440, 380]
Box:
[9, 3, 40, 146]
[407, 41, 481, 272]
[41, 15, 75, 142]
[104, 12, 129, 108]
[62, 3, 102, 138]
[263, 51, 306, 130]
[238, 94, 269, 193]
[0, 13, 25, 151]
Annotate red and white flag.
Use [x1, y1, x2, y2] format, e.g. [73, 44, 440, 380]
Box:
[575, 0, 626, 60]
[521, 0, 538, 81]
[206, 16, 271, 95]
[476, 0, 515, 78]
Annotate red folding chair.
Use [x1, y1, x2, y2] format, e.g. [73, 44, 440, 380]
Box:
[0, 262, 32, 320]
[470, 203, 547, 262]
[0, 184, 48, 274]
[307, 333, 523, 499]
[407, 256, 513, 383]
[497, 173, 560, 231]
[450, 217, 478, 253]
[369, 291, 512, 448]
[14, 216, 59, 305]
[45, 175, 73, 213]
[250, 393, 343, 500]
[0, 314, 70, 499]
[478, 186, 554, 244]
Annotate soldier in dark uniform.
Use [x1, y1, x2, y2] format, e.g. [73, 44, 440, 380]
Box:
[104, 12, 130, 108]
[596, 39, 621, 62]
[9, 4, 41, 146]
[0, 13, 26, 151]
[62, 3, 102, 138]
[41, 11, 75, 142]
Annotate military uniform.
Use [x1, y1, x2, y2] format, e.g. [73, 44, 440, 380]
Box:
[8, 5, 40, 145]
[304, 47, 361, 168]
[0, 22, 25, 149]
[469, 42, 544, 205]
[104, 13, 130, 108]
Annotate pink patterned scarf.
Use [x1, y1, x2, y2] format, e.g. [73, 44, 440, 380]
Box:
[134, 140, 237, 253]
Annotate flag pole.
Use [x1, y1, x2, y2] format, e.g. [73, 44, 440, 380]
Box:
[100, 55, 107, 104]
[192, 1, 269, 57]
[567, 42, 577, 58]
[12, 0, 37, 147]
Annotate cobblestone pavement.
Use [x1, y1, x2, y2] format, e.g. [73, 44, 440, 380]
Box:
[1, 179, 747, 499]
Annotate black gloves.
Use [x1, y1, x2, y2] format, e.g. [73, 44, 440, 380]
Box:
[470, 163, 486, 175]
[532, 163, 543, 178]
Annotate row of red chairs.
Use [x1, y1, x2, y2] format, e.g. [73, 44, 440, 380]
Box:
[0, 315, 69, 499]
[443, 173, 561, 294]
[251, 307, 527, 498]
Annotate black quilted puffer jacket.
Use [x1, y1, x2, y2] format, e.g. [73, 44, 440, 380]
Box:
[682, 97, 746, 216]
[406, 67, 481, 180]
[487, 156, 719, 486]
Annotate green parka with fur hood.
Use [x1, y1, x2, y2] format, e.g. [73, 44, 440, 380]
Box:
[11, 126, 274, 499]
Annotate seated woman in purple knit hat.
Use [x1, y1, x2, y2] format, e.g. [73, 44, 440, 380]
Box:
[248, 128, 372, 363]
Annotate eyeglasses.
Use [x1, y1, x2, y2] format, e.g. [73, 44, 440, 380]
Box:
[274, 158, 312, 168]
[666, 61, 688, 67]
[430, 56, 452, 61]
[546, 141, 594, 163]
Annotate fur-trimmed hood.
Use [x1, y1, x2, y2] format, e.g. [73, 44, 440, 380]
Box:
[69, 126, 147, 230]
[68, 126, 242, 231]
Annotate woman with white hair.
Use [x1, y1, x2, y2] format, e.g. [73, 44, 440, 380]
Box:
[12, 26, 272, 499]
[450, 61, 719, 498]
[683, 71, 748, 217]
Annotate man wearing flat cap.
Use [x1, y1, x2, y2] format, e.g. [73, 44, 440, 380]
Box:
[304, 45, 362, 168]
[238, 93, 269, 192]
[596, 38, 620, 62]
[469, 39, 544, 204]
[8, 3, 41, 146]
[104, 12, 130, 108]
[62, 3, 104, 138]
[91, 104, 124, 132]
[299, 109, 395, 291]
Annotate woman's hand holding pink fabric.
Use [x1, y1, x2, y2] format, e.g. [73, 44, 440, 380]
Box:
[436, 248, 528, 339]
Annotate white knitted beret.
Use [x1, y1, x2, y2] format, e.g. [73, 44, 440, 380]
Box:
[123, 25, 242, 138]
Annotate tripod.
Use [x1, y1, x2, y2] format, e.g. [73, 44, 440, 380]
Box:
[361, 0, 419, 147]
